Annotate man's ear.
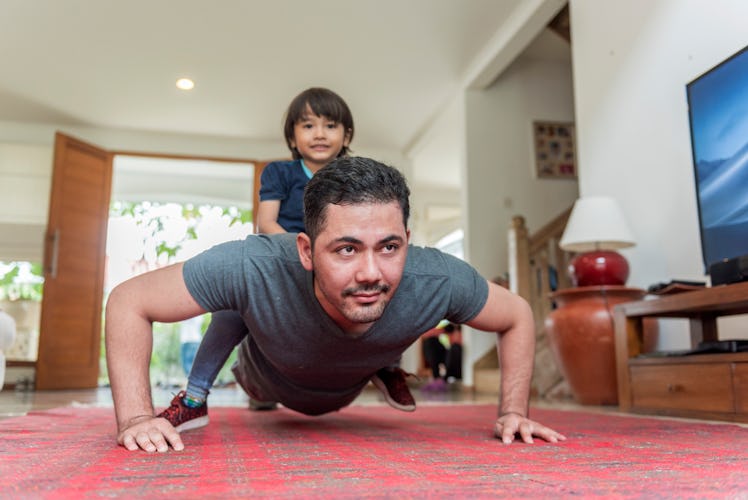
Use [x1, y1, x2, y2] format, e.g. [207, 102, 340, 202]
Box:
[406, 229, 411, 243]
[297, 233, 314, 271]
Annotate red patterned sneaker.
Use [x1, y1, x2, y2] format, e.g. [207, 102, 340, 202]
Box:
[157, 391, 209, 432]
[372, 368, 416, 412]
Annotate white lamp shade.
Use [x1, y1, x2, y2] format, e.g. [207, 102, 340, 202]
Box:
[559, 196, 635, 252]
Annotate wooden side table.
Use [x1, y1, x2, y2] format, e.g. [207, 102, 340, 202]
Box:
[613, 281, 748, 422]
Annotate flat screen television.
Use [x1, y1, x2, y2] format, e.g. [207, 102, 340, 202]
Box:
[686, 44, 748, 273]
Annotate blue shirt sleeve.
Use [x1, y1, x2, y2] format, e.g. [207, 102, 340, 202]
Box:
[259, 162, 289, 201]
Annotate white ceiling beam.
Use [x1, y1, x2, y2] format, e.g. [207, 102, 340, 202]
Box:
[464, 0, 567, 89]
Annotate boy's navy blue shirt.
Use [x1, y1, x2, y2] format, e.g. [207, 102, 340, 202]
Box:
[258, 160, 309, 233]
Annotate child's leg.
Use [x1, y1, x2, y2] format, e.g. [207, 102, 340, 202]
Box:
[422, 337, 446, 379]
[445, 343, 462, 380]
[185, 310, 248, 403]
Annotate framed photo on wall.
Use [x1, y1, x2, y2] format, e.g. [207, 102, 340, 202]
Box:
[532, 121, 576, 179]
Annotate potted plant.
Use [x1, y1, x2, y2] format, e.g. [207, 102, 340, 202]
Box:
[0, 262, 43, 361]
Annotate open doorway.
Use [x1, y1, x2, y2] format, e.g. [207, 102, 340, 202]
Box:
[102, 155, 256, 388]
[32, 133, 267, 390]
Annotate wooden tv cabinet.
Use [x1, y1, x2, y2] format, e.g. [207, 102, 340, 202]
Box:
[613, 281, 748, 422]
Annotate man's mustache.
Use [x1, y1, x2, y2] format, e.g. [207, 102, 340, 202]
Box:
[342, 284, 391, 297]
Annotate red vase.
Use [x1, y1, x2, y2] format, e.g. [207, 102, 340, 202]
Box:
[545, 286, 647, 405]
[569, 250, 629, 287]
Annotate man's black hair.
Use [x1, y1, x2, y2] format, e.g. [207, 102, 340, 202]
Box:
[303, 156, 410, 243]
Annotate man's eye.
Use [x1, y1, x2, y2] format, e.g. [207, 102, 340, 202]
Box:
[337, 246, 355, 255]
[383, 244, 399, 253]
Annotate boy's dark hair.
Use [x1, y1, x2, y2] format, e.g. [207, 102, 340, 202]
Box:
[283, 87, 354, 159]
[304, 157, 410, 243]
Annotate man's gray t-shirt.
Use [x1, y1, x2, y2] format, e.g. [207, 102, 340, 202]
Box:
[183, 233, 489, 415]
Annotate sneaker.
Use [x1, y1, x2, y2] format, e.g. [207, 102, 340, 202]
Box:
[156, 391, 209, 432]
[371, 367, 416, 412]
[421, 378, 448, 393]
[249, 399, 278, 411]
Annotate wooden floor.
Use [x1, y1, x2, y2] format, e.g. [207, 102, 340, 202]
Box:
[4, 382, 745, 430]
[1, 382, 595, 420]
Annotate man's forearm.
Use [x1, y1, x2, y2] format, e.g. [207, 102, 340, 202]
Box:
[105, 285, 157, 431]
[104, 263, 207, 433]
[496, 318, 535, 417]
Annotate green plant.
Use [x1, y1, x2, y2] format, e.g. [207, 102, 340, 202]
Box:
[150, 322, 183, 386]
[109, 201, 252, 262]
[100, 201, 253, 387]
[0, 262, 44, 302]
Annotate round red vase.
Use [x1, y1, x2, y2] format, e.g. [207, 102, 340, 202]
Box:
[545, 286, 647, 405]
[568, 250, 629, 287]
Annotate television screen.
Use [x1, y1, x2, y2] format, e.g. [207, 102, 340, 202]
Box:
[687, 44, 748, 271]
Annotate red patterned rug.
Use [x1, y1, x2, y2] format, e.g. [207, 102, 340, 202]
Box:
[0, 404, 746, 498]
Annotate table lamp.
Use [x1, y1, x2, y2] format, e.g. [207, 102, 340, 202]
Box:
[559, 196, 635, 286]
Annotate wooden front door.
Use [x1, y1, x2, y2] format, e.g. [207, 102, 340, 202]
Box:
[35, 133, 112, 389]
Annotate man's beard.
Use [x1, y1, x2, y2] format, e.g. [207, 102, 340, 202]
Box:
[339, 284, 391, 324]
[341, 298, 389, 324]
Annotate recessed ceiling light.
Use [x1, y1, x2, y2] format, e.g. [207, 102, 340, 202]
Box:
[176, 78, 195, 90]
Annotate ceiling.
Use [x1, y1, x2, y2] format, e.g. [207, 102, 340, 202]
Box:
[0, 0, 568, 156]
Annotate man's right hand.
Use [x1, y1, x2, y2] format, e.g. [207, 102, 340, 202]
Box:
[117, 416, 184, 452]
[106, 263, 206, 453]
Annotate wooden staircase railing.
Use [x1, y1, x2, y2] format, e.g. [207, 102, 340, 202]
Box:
[473, 206, 574, 397]
[508, 207, 573, 321]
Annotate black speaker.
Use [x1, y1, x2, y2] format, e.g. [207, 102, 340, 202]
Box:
[709, 254, 748, 286]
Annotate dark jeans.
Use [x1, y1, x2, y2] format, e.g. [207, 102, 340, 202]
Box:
[422, 337, 462, 380]
[187, 310, 247, 397]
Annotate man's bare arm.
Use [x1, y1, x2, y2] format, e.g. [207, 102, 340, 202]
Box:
[466, 281, 566, 444]
[105, 262, 207, 452]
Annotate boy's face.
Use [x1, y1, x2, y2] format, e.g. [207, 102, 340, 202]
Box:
[290, 105, 351, 170]
[296, 201, 409, 335]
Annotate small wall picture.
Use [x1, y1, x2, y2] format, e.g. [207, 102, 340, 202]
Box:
[533, 121, 576, 179]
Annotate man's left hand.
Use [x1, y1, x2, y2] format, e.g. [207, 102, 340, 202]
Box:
[494, 412, 567, 444]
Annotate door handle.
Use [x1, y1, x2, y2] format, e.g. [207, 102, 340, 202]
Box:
[45, 229, 60, 279]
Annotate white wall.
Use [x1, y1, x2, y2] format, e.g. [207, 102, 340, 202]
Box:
[462, 54, 579, 381]
[465, 56, 578, 282]
[570, 0, 748, 344]
[408, 95, 465, 247]
[0, 142, 52, 262]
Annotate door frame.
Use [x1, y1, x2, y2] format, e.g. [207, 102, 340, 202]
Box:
[36, 132, 269, 389]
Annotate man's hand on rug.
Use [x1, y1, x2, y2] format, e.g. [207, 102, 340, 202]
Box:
[117, 416, 184, 453]
[494, 412, 567, 444]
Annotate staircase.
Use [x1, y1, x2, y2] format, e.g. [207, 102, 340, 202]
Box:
[473, 206, 574, 399]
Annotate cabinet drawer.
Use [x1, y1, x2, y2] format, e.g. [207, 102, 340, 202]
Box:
[735, 363, 748, 414]
[630, 363, 733, 412]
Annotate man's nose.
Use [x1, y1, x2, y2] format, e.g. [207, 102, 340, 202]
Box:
[355, 253, 382, 283]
